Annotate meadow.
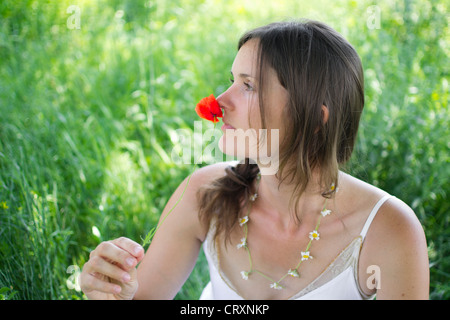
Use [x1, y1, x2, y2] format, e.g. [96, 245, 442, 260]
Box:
[0, 0, 448, 300]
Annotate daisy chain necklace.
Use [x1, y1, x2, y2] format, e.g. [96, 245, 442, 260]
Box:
[237, 173, 334, 290]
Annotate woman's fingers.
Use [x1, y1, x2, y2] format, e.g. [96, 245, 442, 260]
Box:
[87, 255, 132, 283]
[80, 237, 144, 299]
[111, 237, 145, 264]
[114, 237, 145, 257]
[80, 272, 122, 295]
[90, 238, 144, 271]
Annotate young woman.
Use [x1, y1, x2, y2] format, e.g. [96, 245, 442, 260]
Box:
[79, 20, 429, 300]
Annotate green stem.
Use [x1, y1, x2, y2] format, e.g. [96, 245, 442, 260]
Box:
[278, 273, 290, 283]
[253, 270, 278, 284]
[245, 247, 253, 270]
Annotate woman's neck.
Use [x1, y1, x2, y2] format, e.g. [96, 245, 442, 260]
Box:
[254, 170, 329, 230]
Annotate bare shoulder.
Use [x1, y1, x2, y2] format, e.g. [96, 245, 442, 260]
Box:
[371, 197, 426, 242]
[171, 161, 237, 204]
[339, 173, 423, 234]
[352, 180, 429, 299]
[189, 161, 237, 187]
[160, 161, 236, 241]
[367, 196, 428, 266]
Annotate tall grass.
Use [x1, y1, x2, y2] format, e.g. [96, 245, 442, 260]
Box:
[0, 0, 448, 299]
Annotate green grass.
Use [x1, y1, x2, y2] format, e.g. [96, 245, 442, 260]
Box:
[0, 0, 448, 300]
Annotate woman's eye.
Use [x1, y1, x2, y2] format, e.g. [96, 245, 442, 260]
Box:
[244, 82, 253, 91]
[228, 76, 253, 91]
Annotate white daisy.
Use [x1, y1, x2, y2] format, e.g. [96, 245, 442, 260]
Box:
[301, 251, 313, 261]
[236, 237, 247, 249]
[270, 282, 283, 290]
[288, 269, 300, 278]
[239, 216, 249, 227]
[240, 271, 249, 280]
[309, 230, 320, 241]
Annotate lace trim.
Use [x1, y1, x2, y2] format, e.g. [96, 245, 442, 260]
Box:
[289, 236, 362, 299]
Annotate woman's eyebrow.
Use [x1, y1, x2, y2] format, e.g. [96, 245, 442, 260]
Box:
[230, 70, 256, 79]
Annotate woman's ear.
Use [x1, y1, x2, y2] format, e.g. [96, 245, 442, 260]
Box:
[315, 105, 329, 134]
[321, 105, 329, 125]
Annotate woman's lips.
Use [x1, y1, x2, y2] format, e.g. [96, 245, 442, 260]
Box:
[221, 123, 235, 131]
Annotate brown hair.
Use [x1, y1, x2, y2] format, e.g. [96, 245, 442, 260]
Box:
[198, 20, 364, 244]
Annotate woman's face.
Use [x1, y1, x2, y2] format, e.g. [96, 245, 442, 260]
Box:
[217, 39, 288, 172]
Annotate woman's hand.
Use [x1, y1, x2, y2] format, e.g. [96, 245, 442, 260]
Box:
[80, 237, 145, 300]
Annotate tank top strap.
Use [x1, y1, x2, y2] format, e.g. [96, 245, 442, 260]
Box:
[360, 194, 394, 239]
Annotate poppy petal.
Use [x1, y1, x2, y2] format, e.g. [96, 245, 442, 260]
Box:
[195, 94, 223, 123]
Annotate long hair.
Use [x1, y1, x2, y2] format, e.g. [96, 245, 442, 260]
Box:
[198, 20, 365, 244]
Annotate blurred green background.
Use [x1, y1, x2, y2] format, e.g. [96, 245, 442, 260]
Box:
[0, 0, 448, 300]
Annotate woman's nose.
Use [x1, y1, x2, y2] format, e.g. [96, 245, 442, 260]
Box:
[216, 87, 234, 113]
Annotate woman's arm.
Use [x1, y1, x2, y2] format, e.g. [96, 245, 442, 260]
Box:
[79, 162, 229, 300]
[134, 162, 230, 299]
[361, 197, 430, 299]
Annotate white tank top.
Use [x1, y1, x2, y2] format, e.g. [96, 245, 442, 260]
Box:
[199, 195, 393, 300]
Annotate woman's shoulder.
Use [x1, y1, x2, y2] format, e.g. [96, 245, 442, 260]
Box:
[364, 195, 429, 298]
[365, 189, 426, 255]
[344, 172, 429, 298]
[340, 172, 421, 232]
[339, 171, 423, 238]
[172, 162, 236, 207]
[189, 161, 238, 186]
[157, 162, 237, 243]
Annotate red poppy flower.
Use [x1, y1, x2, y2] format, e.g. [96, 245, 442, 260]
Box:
[195, 94, 223, 123]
